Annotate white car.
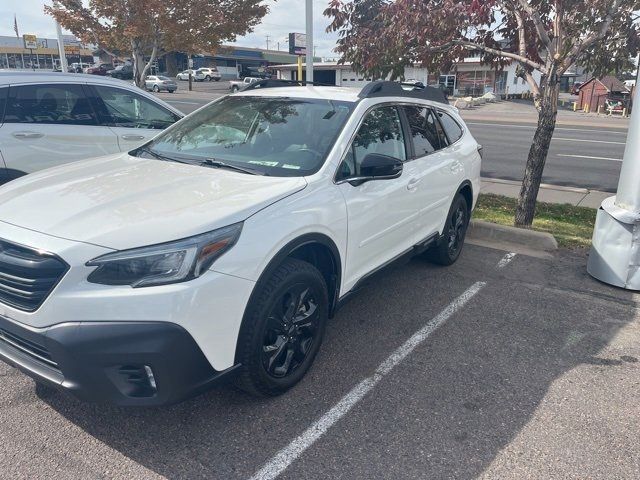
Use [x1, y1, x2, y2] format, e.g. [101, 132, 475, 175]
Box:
[0, 81, 481, 405]
[176, 69, 205, 81]
[0, 72, 183, 184]
[195, 67, 222, 82]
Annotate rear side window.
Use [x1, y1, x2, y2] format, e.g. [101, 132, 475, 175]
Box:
[437, 111, 463, 143]
[0, 87, 7, 124]
[91, 85, 179, 130]
[4, 84, 97, 125]
[403, 106, 447, 157]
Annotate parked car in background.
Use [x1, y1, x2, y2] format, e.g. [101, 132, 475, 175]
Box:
[145, 75, 178, 93]
[87, 63, 114, 75]
[0, 80, 480, 405]
[0, 72, 183, 184]
[177, 69, 204, 81]
[108, 64, 134, 80]
[195, 67, 221, 82]
[571, 82, 584, 95]
[229, 76, 261, 92]
[69, 63, 85, 73]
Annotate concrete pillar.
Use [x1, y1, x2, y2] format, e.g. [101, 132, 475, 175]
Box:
[588, 79, 640, 289]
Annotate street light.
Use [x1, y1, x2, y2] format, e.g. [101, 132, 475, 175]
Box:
[306, 0, 313, 82]
[588, 63, 640, 289]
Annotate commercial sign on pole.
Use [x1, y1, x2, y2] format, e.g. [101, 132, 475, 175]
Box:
[23, 34, 38, 50]
[288, 33, 307, 56]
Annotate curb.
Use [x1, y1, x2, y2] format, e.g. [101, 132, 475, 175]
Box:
[467, 219, 558, 251]
[481, 177, 592, 195]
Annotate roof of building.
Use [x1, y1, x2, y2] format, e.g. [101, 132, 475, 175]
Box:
[579, 75, 629, 93]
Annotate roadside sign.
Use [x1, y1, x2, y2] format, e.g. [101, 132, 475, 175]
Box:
[188, 58, 194, 68]
[23, 34, 37, 50]
[64, 45, 80, 54]
[289, 32, 307, 56]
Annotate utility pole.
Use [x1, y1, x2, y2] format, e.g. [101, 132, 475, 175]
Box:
[53, 1, 68, 73]
[305, 0, 313, 83]
[266, 35, 270, 51]
[588, 57, 640, 289]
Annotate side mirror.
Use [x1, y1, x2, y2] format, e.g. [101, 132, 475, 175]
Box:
[356, 153, 403, 183]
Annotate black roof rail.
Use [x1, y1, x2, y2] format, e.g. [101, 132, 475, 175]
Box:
[358, 81, 448, 104]
[241, 78, 335, 91]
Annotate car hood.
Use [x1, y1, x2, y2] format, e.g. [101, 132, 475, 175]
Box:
[0, 153, 307, 250]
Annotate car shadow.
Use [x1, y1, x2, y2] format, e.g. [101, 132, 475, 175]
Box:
[38, 246, 639, 479]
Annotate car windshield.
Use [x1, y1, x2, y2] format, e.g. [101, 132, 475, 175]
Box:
[138, 96, 355, 177]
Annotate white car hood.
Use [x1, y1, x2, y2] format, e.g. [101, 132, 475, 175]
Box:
[0, 153, 307, 250]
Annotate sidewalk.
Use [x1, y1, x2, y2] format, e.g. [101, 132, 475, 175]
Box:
[481, 177, 611, 208]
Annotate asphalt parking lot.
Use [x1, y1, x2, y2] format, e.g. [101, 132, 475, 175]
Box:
[1, 243, 639, 479]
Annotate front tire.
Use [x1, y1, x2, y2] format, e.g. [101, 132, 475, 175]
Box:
[206, 75, 211, 81]
[427, 194, 469, 266]
[235, 258, 328, 396]
[152, 85, 160, 92]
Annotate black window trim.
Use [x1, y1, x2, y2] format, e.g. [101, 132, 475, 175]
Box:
[4, 82, 101, 127]
[333, 102, 410, 184]
[0, 86, 8, 125]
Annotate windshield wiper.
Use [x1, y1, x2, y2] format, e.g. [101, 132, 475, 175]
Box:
[201, 158, 265, 176]
[137, 146, 190, 164]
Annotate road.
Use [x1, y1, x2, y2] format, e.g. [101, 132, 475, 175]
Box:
[468, 120, 626, 192]
[157, 85, 628, 192]
[1, 245, 639, 479]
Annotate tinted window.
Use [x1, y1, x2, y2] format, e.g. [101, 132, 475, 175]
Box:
[0, 87, 7, 124]
[337, 106, 406, 181]
[92, 85, 179, 130]
[404, 106, 447, 156]
[145, 96, 354, 177]
[437, 111, 463, 143]
[4, 84, 96, 125]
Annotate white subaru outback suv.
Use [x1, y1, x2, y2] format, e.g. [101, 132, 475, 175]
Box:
[0, 80, 481, 405]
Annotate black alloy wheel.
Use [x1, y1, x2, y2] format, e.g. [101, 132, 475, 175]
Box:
[235, 258, 328, 396]
[426, 193, 469, 266]
[447, 202, 467, 257]
[262, 284, 320, 378]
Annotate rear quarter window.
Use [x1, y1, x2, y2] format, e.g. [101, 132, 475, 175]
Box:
[437, 111, 464, 144]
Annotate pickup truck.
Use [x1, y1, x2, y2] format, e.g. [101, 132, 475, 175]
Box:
[229, 77, 262, 93]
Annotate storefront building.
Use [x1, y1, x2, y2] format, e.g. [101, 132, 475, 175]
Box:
[0, 35, 93, 71]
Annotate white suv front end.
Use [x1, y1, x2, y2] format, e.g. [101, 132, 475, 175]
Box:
[0, 81, 480, 405]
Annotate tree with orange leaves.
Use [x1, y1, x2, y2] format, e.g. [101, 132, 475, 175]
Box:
[46, 0, 269, 88]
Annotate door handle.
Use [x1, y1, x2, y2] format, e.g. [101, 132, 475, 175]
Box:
[407, 178, 421, 191]
[121, 134, 146, 141]
[12, 131, 44, 139]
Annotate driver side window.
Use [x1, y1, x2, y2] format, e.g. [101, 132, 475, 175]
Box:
[337, 106, 406, 181]
[92, 85, 179, 130]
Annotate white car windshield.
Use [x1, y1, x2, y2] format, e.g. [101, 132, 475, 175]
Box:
[137, 96, 354, 177]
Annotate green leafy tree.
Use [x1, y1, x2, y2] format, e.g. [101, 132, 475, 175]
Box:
[46, 0, 269, 88]
[325, 0, 640, 226]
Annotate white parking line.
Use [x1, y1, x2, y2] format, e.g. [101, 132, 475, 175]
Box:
[249, 281, 486, 480]
[497, 253, 517, 269]
[553, 137, 625, 145]
[557, 154, 622, 162]
[466, 122, 627, 135]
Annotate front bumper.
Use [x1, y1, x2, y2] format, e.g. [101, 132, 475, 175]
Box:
[0, 315, 239, 406]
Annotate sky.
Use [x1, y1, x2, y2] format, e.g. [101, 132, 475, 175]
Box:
[0, 0, 341, 59]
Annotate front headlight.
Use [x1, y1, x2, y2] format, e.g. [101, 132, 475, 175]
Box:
[86, 223, 243, 287]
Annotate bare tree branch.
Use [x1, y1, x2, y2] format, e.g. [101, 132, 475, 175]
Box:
[514, 0, 553, 53]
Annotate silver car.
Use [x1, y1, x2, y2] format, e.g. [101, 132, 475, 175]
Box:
[145, 75, 177, 93]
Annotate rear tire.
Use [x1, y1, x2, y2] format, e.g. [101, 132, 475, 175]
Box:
[231, 86, 239, 93]
[427, 194, 469, 266]
[234, 258, 328, 397]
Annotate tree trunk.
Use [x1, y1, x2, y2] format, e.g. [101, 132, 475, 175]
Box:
[132, 39, 146, 88]
[514, 81, 560, 227]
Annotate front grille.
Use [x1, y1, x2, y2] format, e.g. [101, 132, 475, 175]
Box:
[0, 327, 59, 370]
[0, 239, 68, 312]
